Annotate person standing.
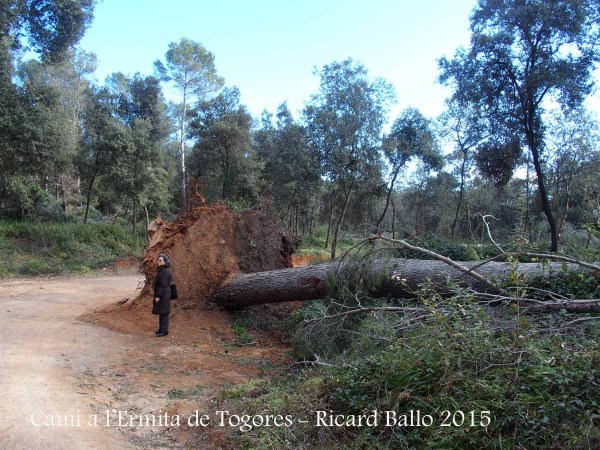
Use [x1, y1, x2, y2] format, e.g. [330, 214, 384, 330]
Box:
[153, 253, 172, 337]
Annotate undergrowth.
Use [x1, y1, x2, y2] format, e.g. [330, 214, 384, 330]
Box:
[216, 249, 600, 449]
[0, 220, 145, 277]
[218, 298, 600, 449]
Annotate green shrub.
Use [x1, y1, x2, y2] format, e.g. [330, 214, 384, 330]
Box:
[21, 258, 54, 275]
[396, 233, 481, 260]
[218, 258, 600, 450]
[221, 298, 600, 449]
[0, 220, 144, 277]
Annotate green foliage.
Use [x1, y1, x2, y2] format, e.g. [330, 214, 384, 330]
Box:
[229, 310, 281, 346]
[305, 58, 395, 257]
[0, 176, 53, 219]
[223, 295, 600, 449]
[299, 225, 328, 249]
[255, 102, 321, 232]
[324, 311, 600, 448]
[231, 324, 252, 345]
[0, 220, 144, 277]
[527, 271, 600, 300]
[438, 0, 600, 251]
[188, 87, 257, 204]
[154, 37, 224, 203]
[396, 233, 480, 261]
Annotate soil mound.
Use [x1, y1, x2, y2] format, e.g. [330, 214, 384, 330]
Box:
[139, 204, 299, 308]
[89, 205, 298, 339]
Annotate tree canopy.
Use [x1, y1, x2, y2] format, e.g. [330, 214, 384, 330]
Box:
[439, 0, 600, 251]
[154, 38, 224, 205]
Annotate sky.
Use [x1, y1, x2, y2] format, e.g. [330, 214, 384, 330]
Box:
[77, 0, 600, 124]
[78, 0, 479, 122]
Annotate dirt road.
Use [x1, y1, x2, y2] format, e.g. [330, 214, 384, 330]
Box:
[0, 274, 287, 449]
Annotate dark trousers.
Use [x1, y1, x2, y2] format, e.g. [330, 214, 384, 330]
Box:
[159, 313, 170, 332]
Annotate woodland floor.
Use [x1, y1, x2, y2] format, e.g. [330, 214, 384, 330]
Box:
[0, 260, 305, 449]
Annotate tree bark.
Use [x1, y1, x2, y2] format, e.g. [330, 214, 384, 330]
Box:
[331, 189, 351, 259]
[391, 200, 396, 239]
[212, 258, 588, 309]
[451, 153, 467, 240]
[376, 167, 400, 233]
[324, 191, 337, 249]
[84, 171, 97, 224]
[530, 142, 558, 251]
[180, 84, 188, 206]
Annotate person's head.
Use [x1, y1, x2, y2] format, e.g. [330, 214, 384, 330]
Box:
[157, 253, 171, 268]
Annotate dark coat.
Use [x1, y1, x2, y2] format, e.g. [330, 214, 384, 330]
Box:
[152, 266, 172, 315]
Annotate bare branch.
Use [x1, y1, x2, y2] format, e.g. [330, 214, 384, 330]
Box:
[477, 214, 505, 253]
[373, 234, 501, 293]
[304, 306, 427, 324]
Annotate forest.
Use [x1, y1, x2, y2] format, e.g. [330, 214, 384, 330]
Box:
[2, 0, 600, 449]
[1, 0, 598, 259]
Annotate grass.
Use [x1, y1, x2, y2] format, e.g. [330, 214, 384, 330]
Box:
[167, 384, 204, 400]
[298, 226, 359, 261]
[0, 220, 146, 278]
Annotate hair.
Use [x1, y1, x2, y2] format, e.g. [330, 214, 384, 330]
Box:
[158, 253, 171, 268]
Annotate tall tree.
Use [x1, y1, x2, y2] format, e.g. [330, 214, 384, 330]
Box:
[377, 107, 443, 233]
[0, 0, 95, 217]
[103, 72, 172, 229]
[439, 100, 488, 239]
[256, 102, 320, 233]
[439, 0, 600, 251]
[154, 38, 224, 205]
[17, 50, 97, 211]
[305, 58, 395, 258]
[546, 108, 600, 238]
[188, 87, 255, 203]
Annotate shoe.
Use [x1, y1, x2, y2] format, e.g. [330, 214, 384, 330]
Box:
[156, 331, 168, 337]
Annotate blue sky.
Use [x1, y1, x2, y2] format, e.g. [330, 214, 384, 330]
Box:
[78, 0, 600, 123]
[79, 0, 477, 121]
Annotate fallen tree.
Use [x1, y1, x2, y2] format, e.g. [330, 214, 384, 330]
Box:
[212, 258, 600, 311]
[212, 236, 600, 314]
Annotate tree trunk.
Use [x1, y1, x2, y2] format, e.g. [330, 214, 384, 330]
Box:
[331, 190, 351, 259]
[526, 115, 558, 251]
[391, 200, 396, 239]
[376, 167, 400, 233]
[180, 86, 188, 206]
[144, 205, 150, 242]
[60, 174, 68, 213]
[84, 172, 97, 224]
[132, 200, 137, 234]
[324, 191, 337, 249]
[212, 259, 589, 309]
[451, 155, 467, 240]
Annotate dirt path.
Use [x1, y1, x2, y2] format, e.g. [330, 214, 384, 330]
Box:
[0, 274, 288, 449]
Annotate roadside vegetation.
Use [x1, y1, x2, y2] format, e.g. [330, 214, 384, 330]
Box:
[0, 219, 145, 278]
[216, 236, 600, 449]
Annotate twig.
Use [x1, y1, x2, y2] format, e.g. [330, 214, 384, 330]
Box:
[559, 316, 600, 329]
[477, 214, 505, 253]
[461, 252, 600, 274]
[391, 314, 433, 331]
[290, 354, 339, 368]
[304, 306, 426, 324]
[518, 252, 600, 271]
[374, 235, 501, 293]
